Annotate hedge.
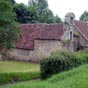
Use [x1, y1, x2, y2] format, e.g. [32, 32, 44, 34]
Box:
[40, 51, 88, 79]
[0, 71, 40, 84]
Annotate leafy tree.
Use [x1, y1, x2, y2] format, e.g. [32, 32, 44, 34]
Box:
[80, 11, 88, 21]
[13, 0, 62, 23]
[14, 3, 29, 23]
[28, 0, 38, 6]
[55, 15, 62, 23]
[10, 0, 16, 5]
[0, 0, 19, 54]
[27, 6, 38, 23]
[14, 3, 38, 23]
[38, 8, 54, 23]
[28, 0, 62, 23]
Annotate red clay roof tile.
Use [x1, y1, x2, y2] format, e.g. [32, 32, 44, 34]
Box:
[74, 20, 88, 40]
[16, 21, 88, 50]
[16, 23, 64, 50]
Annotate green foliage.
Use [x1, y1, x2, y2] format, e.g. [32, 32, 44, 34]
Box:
[0, 72, 40, 84]
[38, 8, 55, 23]
[27, 0, 62, 23]
[0, 61, 40, 84]
[14, 3, 29, 23]
[55, 15, 62, 23]
[12, 0, 62, 23]
[0, 0, 19, 50]
[0, 61, 40, 73]
[27, 6, 39, 23]
[14, 3, 38, 23]
[10, 0, 16, 5]
[76, 50, 88, 63]
[2, 64, 88, 88]
[80, 11, 88, 21]
[40, 51, 88, 79]
[36, 0, 62, 23]
[77, 49, 88, 54]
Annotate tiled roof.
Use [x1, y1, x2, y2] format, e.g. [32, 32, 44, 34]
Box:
[16, 23, 64, 50]
[74, 20, 88, 40]
[35, 24, 64, 40]
[16, 21, 88, 50]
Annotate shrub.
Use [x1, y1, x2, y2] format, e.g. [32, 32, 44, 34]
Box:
[76, 53, 88, 63]
[0, 71, 40, 84]
[40, 51, 81, 79]
[77, 49, 88, 54]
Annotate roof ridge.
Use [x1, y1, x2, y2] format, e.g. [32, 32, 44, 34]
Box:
[75, 20, 88, 24]
[20, 23, 63, 26]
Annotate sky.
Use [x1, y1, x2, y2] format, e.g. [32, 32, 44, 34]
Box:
[16, 0, 88, 20]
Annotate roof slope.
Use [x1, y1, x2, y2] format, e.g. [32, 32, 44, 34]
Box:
[16, 24, 64, 50]
[74, 20, 88, 40]
[16, 20, 88, 50]
[35, 24, 64, 40]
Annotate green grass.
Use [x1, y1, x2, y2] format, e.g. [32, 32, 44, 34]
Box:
[0, 61, 40, 84]
[0, 61, 39, 73]
[1, 64, 88, 88]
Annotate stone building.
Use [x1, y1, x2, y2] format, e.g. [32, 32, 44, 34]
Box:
[8, 12, 88, 62]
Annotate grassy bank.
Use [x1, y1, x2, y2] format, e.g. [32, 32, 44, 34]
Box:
[0, 61, 39, 73]
[1, 64, 88, 88]
[0, 61, 40, 84]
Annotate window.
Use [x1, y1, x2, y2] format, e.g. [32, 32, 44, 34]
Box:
[70, 31, 73, 40]
[70, 17, 74, 24]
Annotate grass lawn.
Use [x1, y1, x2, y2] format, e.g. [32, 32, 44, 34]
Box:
[1, 64, 88, 88]
[0, 61, 40, 73]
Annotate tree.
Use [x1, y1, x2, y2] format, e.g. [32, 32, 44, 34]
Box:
[0, 0, 19, 54]
[10, 0, 16, 5]
[28, 0, 62, 23]
[27, 6, 39, 23]
[13, 0, 62, 23]
[80, 11, 88, 21]
[14, 3, 29, 23]
[38, 8, 54, 23]
[28, 0, 38, 6]
[14, 3, 38, 23]
[54, 15, 62, 23]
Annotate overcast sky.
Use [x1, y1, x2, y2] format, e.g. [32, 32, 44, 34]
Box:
[16, 0, 88, 20]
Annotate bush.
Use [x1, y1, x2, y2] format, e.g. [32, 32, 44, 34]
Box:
[40, 51, 82, 79]
[76, 53, 88, 63]
[77, 49, 88, 54]
[0, 71, 40, 84]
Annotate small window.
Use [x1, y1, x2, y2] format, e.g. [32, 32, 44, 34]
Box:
[70, 31, 73, 40]
[70, 17, 73, 24]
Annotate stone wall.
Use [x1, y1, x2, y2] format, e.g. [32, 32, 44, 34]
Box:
[62, 24, 88, 51]
[34, 40, 62, 61]
[8, 40, 62, 62]
[0, 54, 2, 60]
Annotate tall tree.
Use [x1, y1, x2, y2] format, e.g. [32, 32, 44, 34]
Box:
[28, 0, 62, 23]
[14, 3, 29, 23]
[0, 0, 19, 54]
[80, 11, 88, 21]
[14, 3, 38, 23]
[55, 15, 62, 23]
[10, 0, 16, 5]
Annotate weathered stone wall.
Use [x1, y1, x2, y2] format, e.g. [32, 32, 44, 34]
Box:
[73, 27, 88, 48]
[0, 54, 2, 60]
[34, 40, 62, 61]
[8, 40, 62, 62]
[62, 24, 88, 51]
